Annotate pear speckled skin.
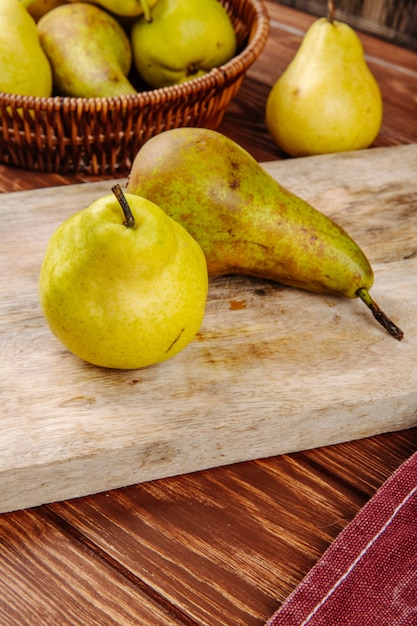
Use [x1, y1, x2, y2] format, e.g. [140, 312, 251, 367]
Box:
[0, 0, 52, 97]
[39, 193, 208, 370]
[266, 18, 383, 157]
[37, 3, 136, 97]
[131, 0, 237, 88]
[127, 128, 374, 299]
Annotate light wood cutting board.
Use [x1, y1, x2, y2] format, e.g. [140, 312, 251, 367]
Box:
[1, 144, 417, 513]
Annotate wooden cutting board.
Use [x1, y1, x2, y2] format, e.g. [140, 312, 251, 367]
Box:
[2, 144, 417, 513]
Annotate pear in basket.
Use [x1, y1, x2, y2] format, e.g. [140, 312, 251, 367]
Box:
[0, 0, 52, 97]
[127, 128, 403, 341]
[131, 0, 237, 88]
[67, 0, 159, 18]
[37, 3, 137, 97]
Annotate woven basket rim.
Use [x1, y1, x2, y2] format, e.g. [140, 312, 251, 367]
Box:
[0, 0, 270, 109]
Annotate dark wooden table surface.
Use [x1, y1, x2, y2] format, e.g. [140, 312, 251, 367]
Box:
[1, 3, 417, 624]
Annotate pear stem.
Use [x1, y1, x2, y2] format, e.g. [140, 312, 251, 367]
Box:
[356, 287, 404, 341]
[139, 0, 153, 22]
[112, 184, 135, 229]
[327, 0, 335, 22]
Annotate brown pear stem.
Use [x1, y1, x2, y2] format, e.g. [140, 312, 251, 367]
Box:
[112, 184, 135, 229]
[356, 288, 404, 341]
[327, 0, 335, 22]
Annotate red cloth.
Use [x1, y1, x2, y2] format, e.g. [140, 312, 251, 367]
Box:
[266, 452, 417, 626]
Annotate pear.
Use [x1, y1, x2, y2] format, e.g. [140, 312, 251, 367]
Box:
[130, 0, 237, 88]
[0, 0, 52, 97]
[39, 186, 208, 369]
[67, 0, 159, 18]
[127, 127, 403, 340]
[37, 3, 137, 98]
[265, 3, 383, 156]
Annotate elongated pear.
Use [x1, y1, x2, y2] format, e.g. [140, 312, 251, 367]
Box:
[37, 3, 136, 98]
[0, 0, 52, 97]
[127, 128, 402, 340]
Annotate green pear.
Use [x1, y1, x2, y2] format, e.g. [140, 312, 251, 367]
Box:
[130, 0, 237, 88]
[39, 186, 208, 369]
[265, 14, 383, 156]
[127, 128, 403, 340]
[37, 3, 137, 98]
[0, 0, 52, 97]
[67, 0, 159, 18]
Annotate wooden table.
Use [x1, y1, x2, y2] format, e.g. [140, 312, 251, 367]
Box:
[1, 3, 416, 624]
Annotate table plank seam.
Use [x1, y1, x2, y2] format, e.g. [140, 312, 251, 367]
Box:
[42, 507, 201, 626]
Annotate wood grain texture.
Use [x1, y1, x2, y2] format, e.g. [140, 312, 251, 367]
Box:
[1, 144, 417, 513]
[0, 508, 187, 625]
[273, 0, 417, 49]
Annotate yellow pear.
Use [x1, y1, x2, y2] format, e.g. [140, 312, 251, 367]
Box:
[130, 0, 237, 88]
[66, 0, 159, 18]
[0, 0, 52, 97]
[266, 14, 383, 156]
[39, 186, 208, 370]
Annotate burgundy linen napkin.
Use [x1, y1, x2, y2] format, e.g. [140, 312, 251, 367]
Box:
[266, 451, 417, 626]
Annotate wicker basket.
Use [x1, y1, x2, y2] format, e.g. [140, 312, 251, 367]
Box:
[0, 0, 270, 175]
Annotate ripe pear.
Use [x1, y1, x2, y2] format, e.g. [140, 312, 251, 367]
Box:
[130, 0, 237, 88]
[39, 186, 208, 369]
[0, 0, 52, 97]
[37, 3, 137, 98]
[265, 13, 383, 156]
[67, 0, 159, 18]
[127, 127, 403, 340]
